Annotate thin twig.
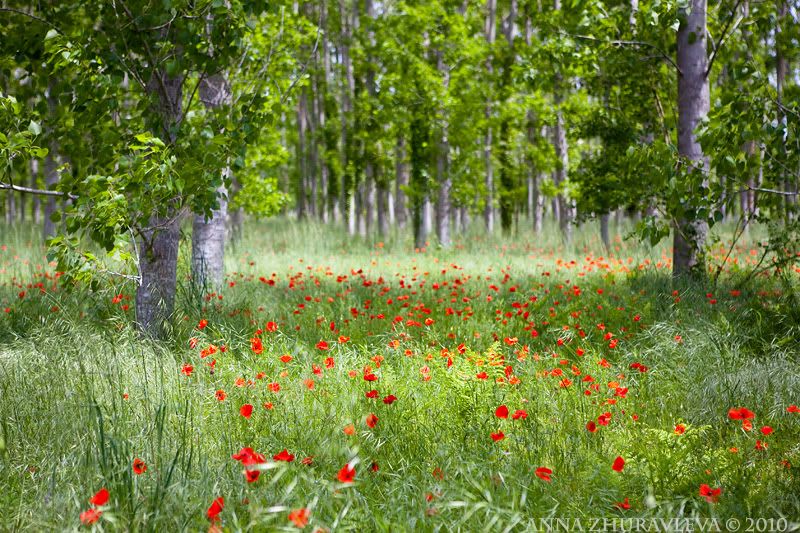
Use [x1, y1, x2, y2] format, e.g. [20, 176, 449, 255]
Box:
[706, 0, 745, 77]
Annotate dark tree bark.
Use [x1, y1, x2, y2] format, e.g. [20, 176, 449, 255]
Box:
[673, 0, 710, 277]
[136, 70, 184, 336]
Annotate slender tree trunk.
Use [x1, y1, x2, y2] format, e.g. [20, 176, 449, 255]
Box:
[673, 0, 710, 277]
[43, 83, 59, 240]
[31, 160, 41, 224]
[553, 87, 572, 243]
[340, 0, 356, 235]
[600, 213, 611, 252]
[395, 135, 409, 229]
[191, 73, 230, 291]
[296, 90, 308, 220]
[5, 189, 15, 224]
[435, 49, 452, 247]
[775, 0, 794, 219]
[228, 176, 244, 240]
[483, 0, 496, 233]
[377, 184, 389, 237]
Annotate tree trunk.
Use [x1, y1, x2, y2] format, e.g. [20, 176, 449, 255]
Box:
[553, 88, 572, 243]
[395, 135, 409, 229]
[600, 213, 611, 253]
[775, 0, 794, 218]
[296, 90, 308, 220]
[435, 49, 452, 247]
[377, 183, 389, 237]
[673, 0, 710, 277]
[136, 215, 181, 336]
[43, 83, 59, 240]
[138, 70, 184, 336]
[192, 73, 230, 291]
[31, 160, 41, 224]
[483, 0, 496, 233]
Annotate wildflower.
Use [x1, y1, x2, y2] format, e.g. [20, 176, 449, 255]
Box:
[495, 405, 509, 419]
[207, 497, 224, 521]
[535, 467, 552, 482]
[612, 456, 625, 472]
[132, 458, 147, 475]
[240, 404, 253, 418]
[274, 449, 295, 462]
[80, 508, 102, 525]
[699, 485, 721, 503]
[288, 508, 310, 528]
[337, 463, 356, 483]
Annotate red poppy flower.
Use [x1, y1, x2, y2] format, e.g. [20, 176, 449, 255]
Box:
[366, 413, 379, 428]
[495, 405, 509, 419]
[612, 456, 625, 472]
[274, 449, 295, 462]
[132, 458, 147, 475]
[89, 488, 109, 506]
[288, 508, 310, 528]
[597, 412, 612, 426]
[535, 467, 552, 482]
[280, 354, 293, 363]
[512, 409, 528, 420]
[363, 372, 378, 382]
[674, 424, 686, 435]
[215, 389, 227, 401]
[245, 469, 260, 483]
[383, 394, 397, 404]
[338, 335, 350, 343]
[614, 497, 631, 510]
[197, 319, 208, 330]
[760, 426, 773, 436]
[232, 447, 266, 466]
[788, 405, 799, 413]
[181, 364, 194, 376]
[207, 497, 224, 521]
[337, 463, 356, 483]
[699, 484, 721, 503]
[490, 431, 505, 442]
[265, 321, 278, 332]
[240, 404, 253, 418]
[728, 407, 755, 420]
[324, 357, 335, 369]
[250, 337, 263, 354]
[316, 340, 329, 350]
[476, 372, 488, 380]
[80, 508, 102, 525]
[586, 421, 597, 433]
[365, 390, 378, 399]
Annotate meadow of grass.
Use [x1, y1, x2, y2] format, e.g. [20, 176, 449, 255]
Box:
[1, 219, 799, 532]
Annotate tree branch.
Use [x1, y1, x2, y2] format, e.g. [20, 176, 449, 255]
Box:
[0, 181, 77, 200]
[705, 0, 745, 77]
[0, 7, 63, 34]
[563, 32, 681, 74]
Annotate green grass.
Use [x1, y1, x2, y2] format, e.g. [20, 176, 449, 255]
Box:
[1, 219, 799, 532]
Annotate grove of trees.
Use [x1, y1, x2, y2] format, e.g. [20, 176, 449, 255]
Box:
[2, 0, 799, 336]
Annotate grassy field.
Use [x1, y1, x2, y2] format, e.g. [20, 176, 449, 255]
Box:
[1, 219, 799, 532]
